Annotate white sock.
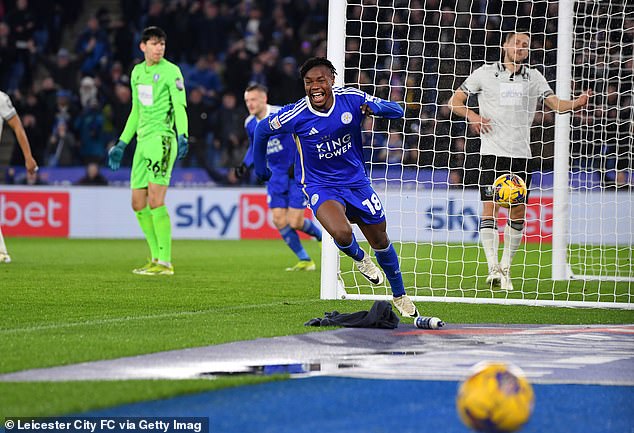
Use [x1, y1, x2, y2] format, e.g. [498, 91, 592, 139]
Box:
[500, 224, 523, 270]
[0, 225, 8, 254]
[480, 227, 499, 271]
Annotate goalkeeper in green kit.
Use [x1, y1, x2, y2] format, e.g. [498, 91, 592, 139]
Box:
[108, 26, 188, 276]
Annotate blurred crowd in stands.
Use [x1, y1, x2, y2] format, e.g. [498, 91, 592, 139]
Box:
[0, 0, 631, 187]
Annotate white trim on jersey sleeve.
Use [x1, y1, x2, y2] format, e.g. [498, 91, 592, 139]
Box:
[334, 87, 365, 97]
[277, 98, 308, 124]
[460, 64, 487, 94]
[528, 68, 555, 100]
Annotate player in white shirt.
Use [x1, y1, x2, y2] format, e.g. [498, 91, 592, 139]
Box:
[0, 91, 39, 263]
[448, 30, 591, 290]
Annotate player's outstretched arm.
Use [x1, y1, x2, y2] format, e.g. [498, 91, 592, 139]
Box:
[253, 119, 274, 182]
[361, 98, 404, 119]
[6, 114, 38, 174]
[544, 89, 592, 113]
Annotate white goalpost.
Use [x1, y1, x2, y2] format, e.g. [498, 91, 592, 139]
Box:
[323, 0, 633, 309]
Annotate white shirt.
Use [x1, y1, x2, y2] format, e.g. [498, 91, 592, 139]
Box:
[460, 62, 553, 158]
[0, 91, 18, 140]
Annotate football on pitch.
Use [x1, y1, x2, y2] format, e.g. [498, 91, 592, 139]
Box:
[456, 361, 534, 433]
[493, 174, 527, 208]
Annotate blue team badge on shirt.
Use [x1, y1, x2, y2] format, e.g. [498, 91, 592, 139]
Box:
[270, 116, 282, 130]
[341, 112, 353, 124]
[153, 74, 160, 82]
[311, 194, 319, 207]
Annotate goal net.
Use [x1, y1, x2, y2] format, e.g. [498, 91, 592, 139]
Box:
[323, 0, 633, 308]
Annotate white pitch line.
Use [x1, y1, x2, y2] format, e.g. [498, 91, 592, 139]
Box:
[0, 300, 317, 335]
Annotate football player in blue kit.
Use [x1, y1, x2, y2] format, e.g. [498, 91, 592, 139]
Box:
[253, 57, 419, 318]
[240, 84, 322, 271]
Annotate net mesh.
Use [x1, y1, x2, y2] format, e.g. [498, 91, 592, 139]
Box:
[333, 0, 633, 307]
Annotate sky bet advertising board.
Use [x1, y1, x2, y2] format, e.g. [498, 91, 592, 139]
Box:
[0, 186, 630, 245]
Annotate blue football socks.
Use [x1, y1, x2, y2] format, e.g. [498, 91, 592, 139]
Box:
[375, 243, 406, 297]
[334, 233, 365, 262]
[279, 225, 310, 261]
[301, 219, 322, 241]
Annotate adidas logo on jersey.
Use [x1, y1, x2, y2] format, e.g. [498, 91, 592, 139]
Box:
[308, 127, 319, 135]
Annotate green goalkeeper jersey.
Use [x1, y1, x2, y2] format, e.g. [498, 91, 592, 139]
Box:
[120, 58, 188, 144]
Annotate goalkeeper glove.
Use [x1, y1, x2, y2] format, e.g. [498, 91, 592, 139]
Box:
[177, 134, 188, 160]
[234, 163, 249, 179]
[108, 140, 127, 171]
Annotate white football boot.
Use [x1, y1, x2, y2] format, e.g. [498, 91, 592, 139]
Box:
[355, 253, 384, 285]
[393, 294, 419, 318]
[486, 266, 503, 287]
[500, 266, 515, 291]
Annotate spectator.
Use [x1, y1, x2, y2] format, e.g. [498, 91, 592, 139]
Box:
[143, 0, 169, 36]
[212, 92, 247, 169]
[223, 40, 252, 96]
[35, 76, 59, 136]
[5, 0, 37, 90]
[53, 89, 78, 131]
[32, 46, 86, 92]
[14, 89, 45, 128]
[110, 19, 135, 69]
[76, 162, 108, 185]
[182, 86, 223, 182]
[102, 80, 134, 167]
[47, 120, 77, 166]
[268, 57, 304, 105]
[188, 56, 223, 102]
[0, 22, 18, 91]
[98, 61, 126, 104]
[74, 98, 106, 164]
[74, 16, 110, 76]
[195, 0, 228, 58]
[248, 57, 268, 87]
[10, 112, 44, 167]
[269, 4, 296, 56]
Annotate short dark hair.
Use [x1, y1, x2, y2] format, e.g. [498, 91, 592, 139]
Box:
[299, 57, 337, 79]
[505, 29, 530, 43]
[245, 83, 268, 94]
[141, 26, 167, 43]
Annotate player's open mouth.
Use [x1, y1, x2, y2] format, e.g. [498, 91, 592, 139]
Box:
[311, 91, 326, 104]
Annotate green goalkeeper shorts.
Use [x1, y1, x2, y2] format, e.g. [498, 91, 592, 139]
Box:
[130, 135, 177, 189]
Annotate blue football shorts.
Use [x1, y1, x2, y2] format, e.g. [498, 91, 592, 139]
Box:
[304, 183, 386, 225]
[267, 171, 307, 209]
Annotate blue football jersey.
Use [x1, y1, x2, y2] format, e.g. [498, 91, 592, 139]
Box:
[253, 87, 404, 187]
[243, 105, 296, 173]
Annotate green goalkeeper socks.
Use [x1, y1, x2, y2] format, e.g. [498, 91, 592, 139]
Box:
[135, 206, 159, 260]
[150, 205, 172, 264]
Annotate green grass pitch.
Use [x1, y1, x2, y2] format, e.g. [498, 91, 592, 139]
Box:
[1, 238, 632, 417]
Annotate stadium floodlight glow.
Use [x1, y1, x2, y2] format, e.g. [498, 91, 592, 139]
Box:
[323, 0, 633, 309]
